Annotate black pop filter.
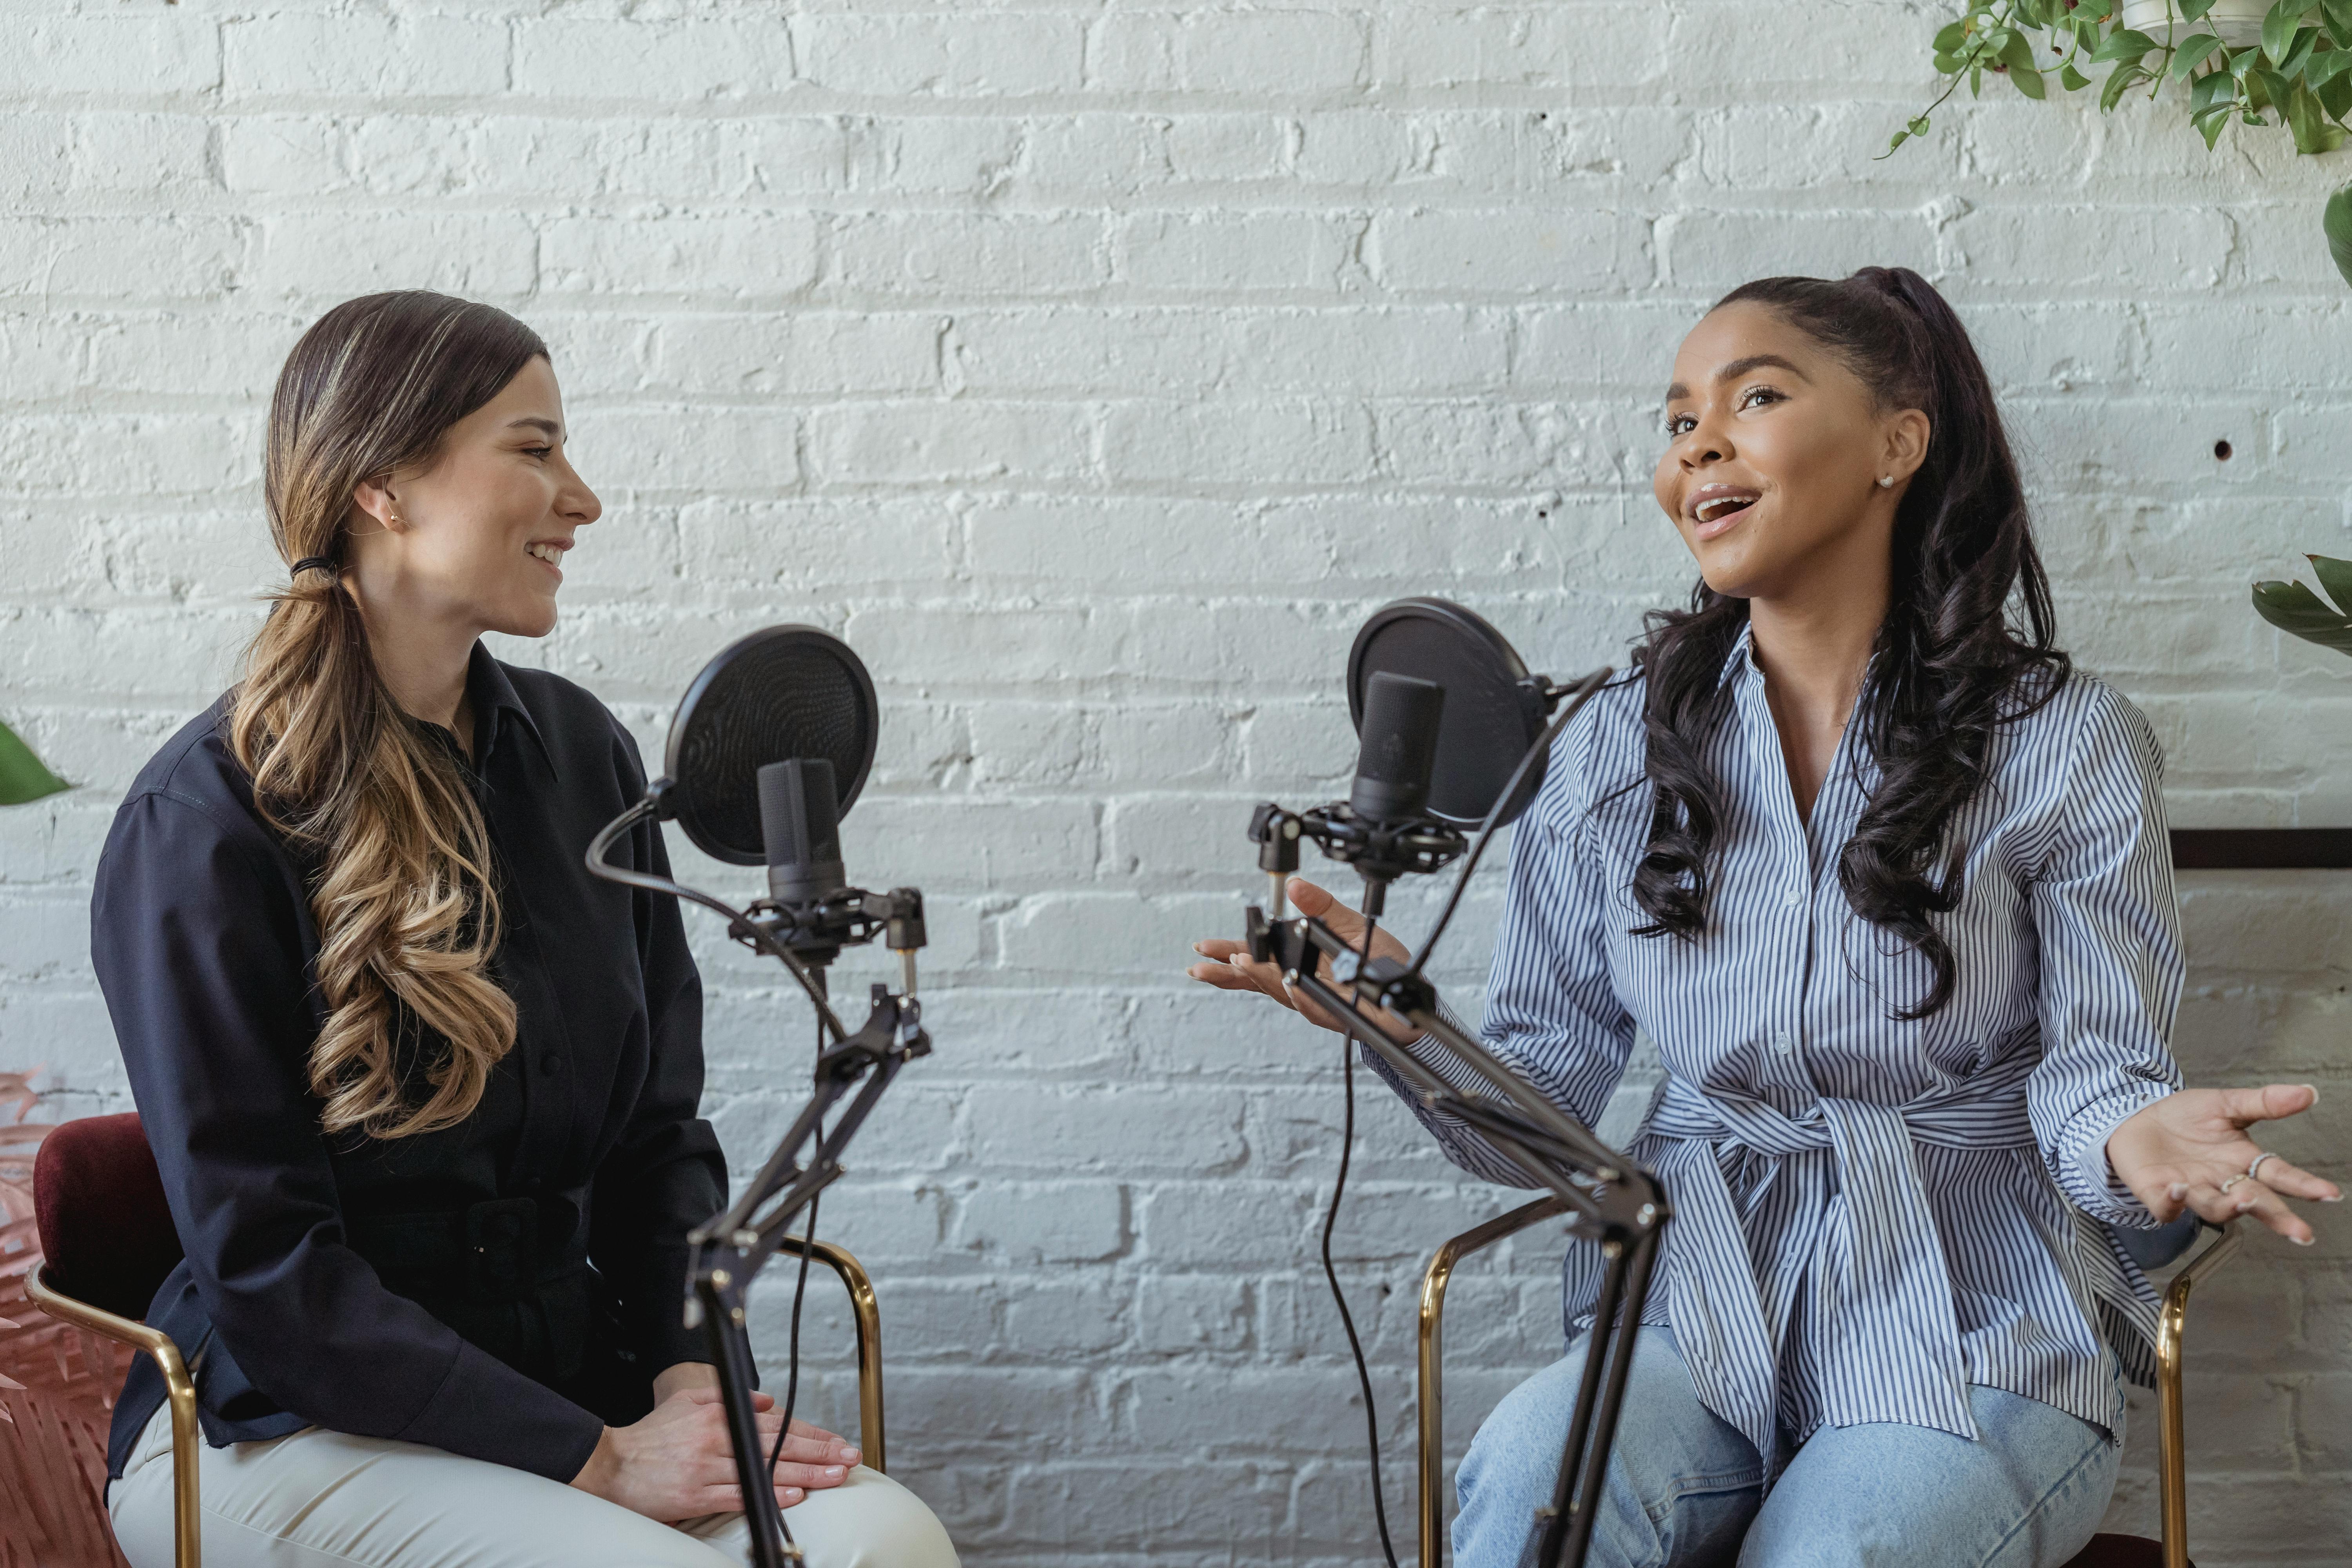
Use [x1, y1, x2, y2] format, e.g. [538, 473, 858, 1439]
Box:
[664, 626, 878, 867]
[1347, 598, 1548, 829]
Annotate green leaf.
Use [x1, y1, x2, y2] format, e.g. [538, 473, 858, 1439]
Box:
[2307, 45, 2352, 86]
[2327, 0, 2352, 46]
[2196, 99, 2236, 142]
[1910, 113, 1933, 134]
[2000, 28, 2041, 71]
[2192, 65, 2237, 107]
[2266, 0, 2305, 60]
[2281, 24, 2323, 74]
[2319, 60, 2352, 109]
[2090, 26, 2160, 62]
[2102, 62, 2154, 108]
[2308, 553, 2352, 612]
[2173, 33, 2227, 75]
[2012, 62, 2049, 95]
[1972, 61, 1985, 94]
[2183, 0, 2219, 18]
[2257, 64, 2297, 105]
[2288, 80, 2349, 147]
[0, 721, 67, 808]
[2252, 577, 2352, 654]
[2325, 181, 2352, 287]
[1887, 129, 1911, 153]
[2062, 59, 2094, 88]
[1935, 19, 1971, 52]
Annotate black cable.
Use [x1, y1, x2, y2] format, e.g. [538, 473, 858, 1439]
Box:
[766, 1191, 819, 1477]
[763, 1014, 828, 1555]
[1408, 669, 1611, 979]
[1322, 913, 1401, 1568]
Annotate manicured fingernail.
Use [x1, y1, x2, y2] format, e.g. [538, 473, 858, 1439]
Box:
[2305, 1085, 2320, 1101]
[2168, 1184, 2189, 1200]
[2237, 1200, 2258, 1213]
[2323, 1194, 2343, 1203]
[2294, 1234, 2314, 1246]
[826, 1465, 845, 1478]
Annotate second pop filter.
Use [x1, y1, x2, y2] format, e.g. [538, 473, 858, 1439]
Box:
[664, 626, 878, 867]
[1347, 598, 1550, 829]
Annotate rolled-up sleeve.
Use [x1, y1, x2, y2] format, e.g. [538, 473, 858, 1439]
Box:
[93, 790, 606, 1481]
[2025, 686, 2186, 1227]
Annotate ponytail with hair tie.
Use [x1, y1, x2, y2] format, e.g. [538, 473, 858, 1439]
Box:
[233, 291, 547, 1140]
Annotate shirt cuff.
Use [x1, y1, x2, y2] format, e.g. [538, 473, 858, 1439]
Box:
[2065, 1085, 2178, 1228]
[393, 1338, 606, 1483]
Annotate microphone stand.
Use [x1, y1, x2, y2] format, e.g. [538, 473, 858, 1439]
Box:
[587, 791, 931, 1568]
[1249, 915, 1665, 1568]
[1238, 664, 1664, 1568]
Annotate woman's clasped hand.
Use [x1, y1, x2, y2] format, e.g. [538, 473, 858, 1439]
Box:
[570, 1377, 861, 1523]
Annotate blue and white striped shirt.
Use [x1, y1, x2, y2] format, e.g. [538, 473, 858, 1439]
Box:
[1374, 625, 2183, 1456]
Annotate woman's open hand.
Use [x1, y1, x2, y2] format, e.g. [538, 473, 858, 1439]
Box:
[2106, 1083, 2340, 1245]
[569, 1384, 860, 1523]
[1187, 877, 1417, 1041]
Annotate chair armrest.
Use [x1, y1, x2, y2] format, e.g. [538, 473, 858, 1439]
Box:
[1417, 1197, 1572, 1568]
[775, 1235, 886, 1474]
[25, 1261, 203, 1568]
[2157, 1220, 2239, 1568]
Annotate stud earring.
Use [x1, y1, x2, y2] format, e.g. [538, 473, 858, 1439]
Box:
[1877, 475, 1893, 488]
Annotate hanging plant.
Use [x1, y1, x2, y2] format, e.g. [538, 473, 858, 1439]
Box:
[1893, 0, 2352, 285]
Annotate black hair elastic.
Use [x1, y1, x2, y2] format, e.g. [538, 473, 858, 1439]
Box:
[290, 556, 338, 579]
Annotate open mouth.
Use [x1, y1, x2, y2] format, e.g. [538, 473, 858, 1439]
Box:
[526, 541, 565, 569]
[1690, 489, 1760, 532]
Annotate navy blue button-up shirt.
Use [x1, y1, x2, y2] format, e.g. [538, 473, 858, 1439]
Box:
[93, 645, 724, 1484]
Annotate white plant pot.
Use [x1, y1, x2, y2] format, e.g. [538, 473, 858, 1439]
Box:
[2119, 0, 2270, 48]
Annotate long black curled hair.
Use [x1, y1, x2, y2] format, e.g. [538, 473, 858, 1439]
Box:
[1628, 266, 2067, 1020]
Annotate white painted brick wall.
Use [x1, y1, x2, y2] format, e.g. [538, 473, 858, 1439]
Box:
[4, 2, 2350, 1561]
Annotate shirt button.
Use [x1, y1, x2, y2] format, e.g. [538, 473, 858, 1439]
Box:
[539, 1051, 561, 1076]
[1771, 1031, 1793, 1055]
[1784, 886, 1804, 907]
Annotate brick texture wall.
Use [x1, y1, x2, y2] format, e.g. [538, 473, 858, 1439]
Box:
[4, 2, 2349, 1562]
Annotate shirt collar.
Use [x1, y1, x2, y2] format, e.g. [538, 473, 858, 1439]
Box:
[463, 642, 555, 779]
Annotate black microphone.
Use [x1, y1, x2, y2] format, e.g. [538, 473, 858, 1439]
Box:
[1349, 671, 1445, 824]
[758, 758, 844, 906]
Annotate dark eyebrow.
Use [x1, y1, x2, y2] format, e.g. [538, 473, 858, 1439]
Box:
[506, 416, 563, 439]
[1715, 354, 1808, 383]
[1663, 354, 1810, 409]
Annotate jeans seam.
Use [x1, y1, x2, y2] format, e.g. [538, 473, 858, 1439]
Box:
[1644, 1464, 1765, 1524]
[1977, 1431, 2110, 1567]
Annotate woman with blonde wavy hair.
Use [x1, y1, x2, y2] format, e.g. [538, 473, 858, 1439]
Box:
[91, 291, 957, 1568]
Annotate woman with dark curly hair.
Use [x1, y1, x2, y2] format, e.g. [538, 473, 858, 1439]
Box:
[1192, 267, 2336, 1565]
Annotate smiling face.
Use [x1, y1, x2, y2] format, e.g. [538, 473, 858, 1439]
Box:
[1652, 301, 1927, 605]
[348, 356, 599, 640]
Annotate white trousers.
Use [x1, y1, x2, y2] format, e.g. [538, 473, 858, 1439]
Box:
[109, 1401, 959, 1568]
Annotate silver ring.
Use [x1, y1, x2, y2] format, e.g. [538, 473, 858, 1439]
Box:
[2248, 1152, 2279, 1185]
[2220, 1174, 2247, 1194]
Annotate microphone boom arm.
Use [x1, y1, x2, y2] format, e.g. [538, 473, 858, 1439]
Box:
[585, 788, 933, 1568]
[1257, 911, 1667, 1568]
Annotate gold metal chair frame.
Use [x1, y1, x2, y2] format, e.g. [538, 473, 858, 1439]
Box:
[26, 1258, 203, 1568]
[1414, 1199, 2238, 1568]
[23, 1237, 890, 1568]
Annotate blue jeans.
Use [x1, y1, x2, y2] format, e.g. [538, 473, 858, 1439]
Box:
[1455, 1327, 2119, 1568]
